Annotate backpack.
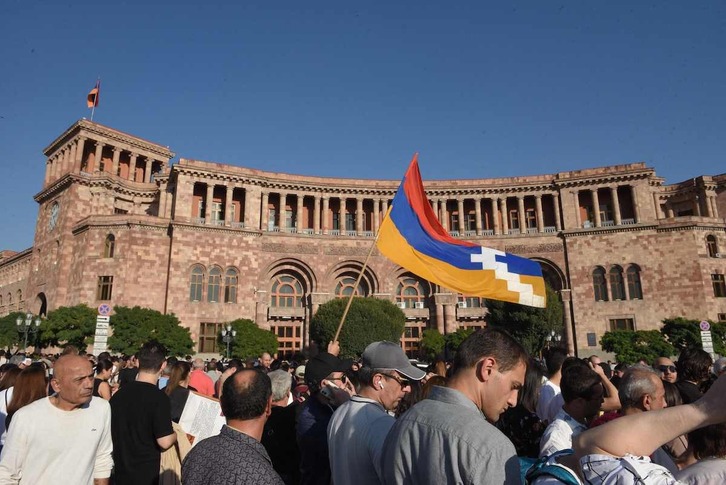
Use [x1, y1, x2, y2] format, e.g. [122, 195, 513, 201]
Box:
[525, 449, 582, 485]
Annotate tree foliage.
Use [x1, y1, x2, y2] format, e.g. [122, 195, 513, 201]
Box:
[600, 330, 675, 365]
[445, 327, 475, 355]
[487, 285, 564, 356]
[420, 329, 446, 361]
[217, 319, 278, 360]
[660, 317, 726, 356]
[109, 306, 194, 356]
[0, 312, 23, 350]
[310, 297, 406, 359]
[39, 304, 96, 350]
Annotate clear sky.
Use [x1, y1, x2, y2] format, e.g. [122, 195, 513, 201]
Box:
[2, 1, 725, 251]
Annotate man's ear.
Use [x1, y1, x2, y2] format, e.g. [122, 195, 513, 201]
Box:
[265, 396, 273, 417]
[641, 394, 652, 411]
[477, 357, 497, 383]
[50, 377, 61, 394]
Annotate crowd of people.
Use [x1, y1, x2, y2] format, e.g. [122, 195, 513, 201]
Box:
[0, 330, 724, 484]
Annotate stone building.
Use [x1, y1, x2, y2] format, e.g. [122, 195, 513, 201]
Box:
[1, 119, 725, 357]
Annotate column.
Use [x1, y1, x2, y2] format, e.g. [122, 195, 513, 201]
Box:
[666, 201, 674, 218]
[44, 160, 51, 185]
[112, 148, 121, 177]
[652, 193, 661, 219]
[440, 199, 448, 230]
[517, 196, 526, 234]
[444, 303, 457, 334]
[296, 194, 304, 231]
[373, 199, 381, 232]
[573, 192, 581, 228]
[704, 192, 713, 217]
[322, 196, 329, 234]
[611, 186, 622, 225]
[205, 183, 214, 223]
[474, 197, 482, 236]
[356, 197, 363, 234]
[144, 157, 153, 183]
[73, 137, 86, 172]
[279, 192, 287, 229]
[711, 196, 719, 218]
[68, 143, 77, 173]
[560, 290, 575, 355]
[224, 185, 233, 226]
[94, 142, 104, 173]
[457, 198, 465, 233]
[631, 186, 640, 222]
[694, 196, 702, 216]
[382, 199, 388, 217]
[128, 153, 138, 181]
[50, 154, 59, 179]
[338, 196, 345, 233]
[500, 198, 509, 234]
[591, 189, 601, 227]
[492, 197, 500, 235]
[313, 195, 321, 234]
[435, 303, 445, 334]
[535, 195, 544, 233]
[261, 191, 269, 230]
[553, 194, 562, 231]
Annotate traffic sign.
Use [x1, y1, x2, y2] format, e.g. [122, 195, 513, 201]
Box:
[98, 304, 111, 316]
[700, 320, 710, 331]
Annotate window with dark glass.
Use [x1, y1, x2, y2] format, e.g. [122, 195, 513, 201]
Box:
[713, 274, 726, 298]
[626, 265, 643, 300]
[609, 266, 626, 300]
[335, 275, 367, 297]
[97, 276, 113, 301]
[271, 275, 304, 307]
[706, 235, 719, 258]
[609, 318, 635, 331]
[199, 322, 221, 353]
[593, 267, 608, 301]
[396, 277, 425, 309]
[190, 266, 204, 301]
[224, 268, 238, 303]
[103, 234, 115, 258]
[207, 267, 222, 302]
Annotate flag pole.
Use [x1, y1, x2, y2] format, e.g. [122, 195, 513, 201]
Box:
[332, 212, 388, 344]
[90, 77, 99, 121]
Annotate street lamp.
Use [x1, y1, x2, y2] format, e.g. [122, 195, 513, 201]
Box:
[16, 313, 41, 350]
[221, 324, 237, 359]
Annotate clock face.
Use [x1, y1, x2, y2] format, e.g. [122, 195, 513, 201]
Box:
[48, 202, 59, 231]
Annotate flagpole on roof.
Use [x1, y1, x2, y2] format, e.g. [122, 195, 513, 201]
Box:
[90, 77, 99, 121]
[332, 210, 389, 344]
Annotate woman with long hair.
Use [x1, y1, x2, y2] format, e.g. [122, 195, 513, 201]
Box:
[93, 359, 113, 400]
[5, 365, 48, 430]
[163, 361, 192, 422]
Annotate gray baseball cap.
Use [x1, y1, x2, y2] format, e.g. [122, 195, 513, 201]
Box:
[361, 341, 426, 381]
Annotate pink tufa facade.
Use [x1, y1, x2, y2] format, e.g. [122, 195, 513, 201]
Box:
[1, 119, 725, 357]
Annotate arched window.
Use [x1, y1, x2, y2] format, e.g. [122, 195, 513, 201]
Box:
[16, 290, 22, 304]
[335, 274, 369, 298]
[207, 267, 222, 302]
[7, 293, 12, 306]
[0, 294, 3, 307]
[271, 274, 304, 307]
[224, 268, 238, 303]
[593, 267, 608, 301]
[706, 235, 719, 258]
[396, 276, 426, 309]
[189, 265, 204, 301]
[103, 234, 115, 258]
[610, 266, 626, 300]
[627, 265, 643, 300]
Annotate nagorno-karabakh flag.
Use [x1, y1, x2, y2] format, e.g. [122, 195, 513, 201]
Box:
[376, 155, 547, 308]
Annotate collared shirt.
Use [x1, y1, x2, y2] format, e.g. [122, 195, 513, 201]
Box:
[327, 395, 395, 485]
[539, 408, 588, 457]
[536, 380, 561, 423]
[188, 369, 215, 396]
[676, 457, 726, 484]
[182, 424, 284, 485]
[580, 454, 680, 485]
[381, 386, 521, 485]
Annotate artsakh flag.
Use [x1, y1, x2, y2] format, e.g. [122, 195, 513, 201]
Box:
[87, 80, 100, 108]
[376, 155, 546, 307]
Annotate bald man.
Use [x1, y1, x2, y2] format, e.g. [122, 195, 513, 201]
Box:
[0, 355, 113, 484]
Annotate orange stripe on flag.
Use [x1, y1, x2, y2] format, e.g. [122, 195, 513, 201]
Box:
[87, 81, 100, 108]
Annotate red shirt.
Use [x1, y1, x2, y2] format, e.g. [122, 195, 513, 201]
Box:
[188, 369, 215, 396]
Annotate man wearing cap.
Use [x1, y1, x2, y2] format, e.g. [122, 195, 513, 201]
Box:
[296, 342, 354, 485]
[327, 341, 424, 485]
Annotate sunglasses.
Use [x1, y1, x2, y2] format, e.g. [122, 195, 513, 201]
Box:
[657, 365, 676, 373]
[327, 374, 348, 384]
[381, 373, 411, 388]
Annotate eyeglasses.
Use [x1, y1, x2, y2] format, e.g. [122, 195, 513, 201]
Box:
[657, 365, 676, 373]
[381, 373, 411, 388]
[327, 374, 348, 384]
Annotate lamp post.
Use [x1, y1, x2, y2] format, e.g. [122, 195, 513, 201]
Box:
[221, 324, 237, 359]
[16, 313, 41, 350]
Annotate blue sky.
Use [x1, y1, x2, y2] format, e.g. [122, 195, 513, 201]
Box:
[2, 1, 725, 250]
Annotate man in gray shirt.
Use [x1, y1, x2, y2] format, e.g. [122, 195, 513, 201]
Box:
[380, 328, 527, 485]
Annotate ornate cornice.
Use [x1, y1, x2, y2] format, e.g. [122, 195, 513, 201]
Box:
[562, 223, 658, 237]
[170, 222, 262, 237]
[34, 173, 160, 203]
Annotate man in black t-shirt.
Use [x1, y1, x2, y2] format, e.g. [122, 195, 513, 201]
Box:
[111, 341, 175, 485]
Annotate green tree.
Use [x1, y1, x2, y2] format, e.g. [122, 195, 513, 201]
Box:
[310, 297, 406, 359]
[600, 330, 675, 365]
[109, 306, 194, 356]
[39, 304, 96, 350]
[660, 317, 726, 356]
[445, 327, 475, 355]
[420, 329, 445, 361]
[487, 285, 564, 356]
[218, 319, 278, 360]
[0, 312, 23, 350]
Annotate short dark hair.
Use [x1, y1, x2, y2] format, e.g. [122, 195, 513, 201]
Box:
[520, 358, 545, 414]
[688, 422, 726, 460]
[561, 364, 601, 403]
[543, 347, 568, 376]
[136, 340, 167, 372]
[452, 328, 527, 374]
[221, 369, 271, 420]
[677, 348, 712, 383]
